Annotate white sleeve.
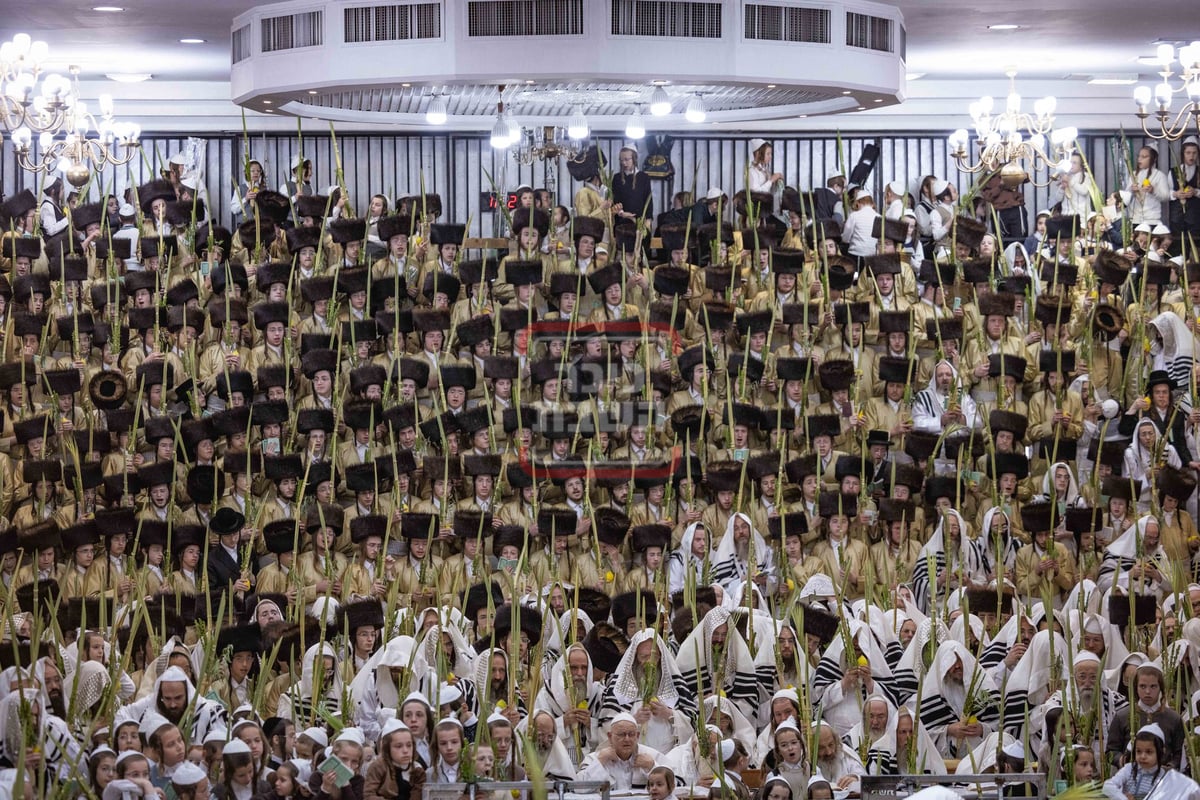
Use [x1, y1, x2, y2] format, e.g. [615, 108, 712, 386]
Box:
[40, 204, 69, 236]
[113, 693, 152, 726]
[840, 213, 857, 244]
[117, 670, 136, 701]
[1102, 765, 1130, 800]
[929, 210, 951, 242]
[1152, 170, 1173, 201]
[914, 206, 933, 237]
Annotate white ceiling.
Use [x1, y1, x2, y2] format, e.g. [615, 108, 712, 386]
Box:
[1, 0, 1198, 131]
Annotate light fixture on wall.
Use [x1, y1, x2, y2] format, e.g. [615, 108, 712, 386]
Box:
[1132, 41, 1200, 140]
[425, 93, 447, 125]
[948, 69, 1075, 188]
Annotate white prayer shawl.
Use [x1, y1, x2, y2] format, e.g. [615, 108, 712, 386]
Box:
[712, 512, 776, 593]
[1065, 608, 1130, 676]
[814, 736, 866, 794]
[675, 606, 765, 726]
[844, 695, 947, 777]
[413, 623, 476, 678]
[912, 360, 980, 433]
[893, 616, 952, 702]
[1001, 629, 1070, 737]
[703, 694, 758, 754]
[279, 642, 343, 723]
[812, 620, 901, 736]
[1150, 312, 1195, 395]
[667, 522, 711, 595]
[918, 640, 1001, 759]
[349, 634, 417, 741]
[534, 643, 603, 762]
[600, 629, 695, 753]
[1097, 515, 1168, 595]
[911, 510, 989, 613]
[515, 711, 577, 780]
[113, 666, 227, 744]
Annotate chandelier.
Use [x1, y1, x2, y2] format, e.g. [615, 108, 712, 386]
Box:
[1132, 42, 1200, 141]
[948, 70, 1077, 188]
[11, 66, 141, 188]
[0, 33, 74, 135]
[510, 125, 589, 166]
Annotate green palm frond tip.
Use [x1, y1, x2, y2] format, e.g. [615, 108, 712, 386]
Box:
[316, 703, 344, 732]
[1050, 783, 1106, 800]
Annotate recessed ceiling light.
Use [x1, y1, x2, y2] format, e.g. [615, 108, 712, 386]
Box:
[525, 80, 534, 84]
[263, 108, 274, 113]
[307, 90, 318, 95]
[766, 84, 776, 88]
[798, 114, 807, 118]
[857, 106, 867, 110]
[92, 5, 125, 11]
[401, 83, 411, 87]
[106, 72, 152, 83]
[874, 98, 883, 102]
[1088, 74, 1139, 85]
[179, 38, 205, 44]
[842, 90, 852, 95]
[262, 99, 272, 104]
[988, 24, 1020, 30]
[906, 72, 925, 80]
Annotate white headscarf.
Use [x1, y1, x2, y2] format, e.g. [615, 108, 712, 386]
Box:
[350, 634, 417, 711]
[610, 628, 683, 709]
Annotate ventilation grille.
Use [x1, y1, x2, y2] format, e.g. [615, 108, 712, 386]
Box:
[466, 0, 585, 37]
[611, 0, 723, 38]
[845, 11, 892, 52]
[232, 24, 252, 63]
[261, 10, 324, 52]
[743, 4, 830, 43]
[345, 3, 442, 42]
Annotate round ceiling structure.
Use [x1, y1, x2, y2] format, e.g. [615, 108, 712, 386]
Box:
[231, 0, 907, 130]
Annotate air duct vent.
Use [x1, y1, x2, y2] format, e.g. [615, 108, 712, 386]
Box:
[261, 10, 324, 52]
[345, 3, 442, 42]
[611, 0, 722, 38]
[744, 4, 830, 43]
[846, 11, 892, 52]
[466, 0, 585, 37]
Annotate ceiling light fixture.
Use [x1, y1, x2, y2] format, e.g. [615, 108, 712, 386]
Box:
[766, 84, 776, 89]
[625, 107, 645, 139]
[988, 24, 1020, 30]
[649, 85, 671, 116]
[490, 85, 513, 149]
[307, 90, 318, 95]
[1088, 74, 1138, 85]
[179, 38, 205, 44]
[426, 94, 447, 125]
[685, 93, 706, 123]
[105, 72, 152, 83]
[1133, 40, 1200, 140]
[950, 69, 1074, 188]
[566, 105, 589, 140]
[92, 5, 125, 11]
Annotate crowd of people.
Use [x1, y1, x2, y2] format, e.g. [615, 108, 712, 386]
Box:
[0, 133, 1198, 800]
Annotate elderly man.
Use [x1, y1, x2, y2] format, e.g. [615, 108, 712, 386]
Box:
[576, 713, 660, 790]
[1038, 651, 1127, 762]
[813, 720, 865, 792]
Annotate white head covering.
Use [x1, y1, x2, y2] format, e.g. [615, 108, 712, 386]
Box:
[610, 628, 683, 708]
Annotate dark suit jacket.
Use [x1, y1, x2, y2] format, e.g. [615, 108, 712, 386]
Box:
[1117, 406, 1194, 464]
[206, 544, 243, 592]
[1105, 704, 1185, 768]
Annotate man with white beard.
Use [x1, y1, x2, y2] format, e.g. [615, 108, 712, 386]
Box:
[1037, 651, 1127, 762]
[814, 720, 865, 793]
[845, 696, 946, 777]
[533, 642, 603, 765]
